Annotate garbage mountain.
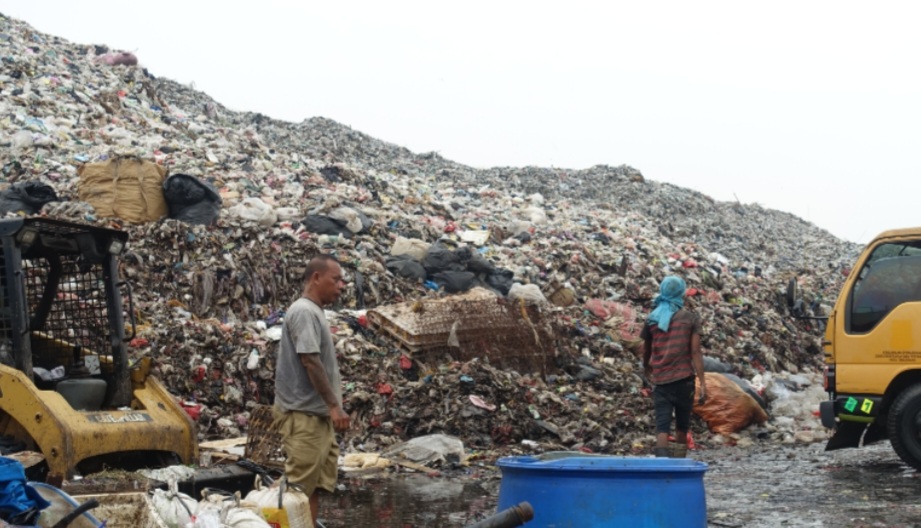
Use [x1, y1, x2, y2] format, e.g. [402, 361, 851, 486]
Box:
[0, 12, 859, 454]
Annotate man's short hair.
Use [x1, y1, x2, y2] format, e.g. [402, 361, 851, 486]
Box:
[304, 254, 341, 282]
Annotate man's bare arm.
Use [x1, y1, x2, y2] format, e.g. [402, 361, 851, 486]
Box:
[300, 354, 339, 408]
[300, 354, 350, 431]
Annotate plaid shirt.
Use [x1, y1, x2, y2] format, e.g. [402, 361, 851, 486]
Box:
[640, 309, 701, 385]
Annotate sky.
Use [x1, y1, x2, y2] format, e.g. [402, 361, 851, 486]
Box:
[3, 1, 920, 244]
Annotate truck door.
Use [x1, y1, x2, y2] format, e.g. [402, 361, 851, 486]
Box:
[836, 241, 921, 394]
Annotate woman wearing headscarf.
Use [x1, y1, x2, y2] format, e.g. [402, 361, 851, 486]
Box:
[641, 275, 706, 457]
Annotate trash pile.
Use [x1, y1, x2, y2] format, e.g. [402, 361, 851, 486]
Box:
[0, 12, 860, 455]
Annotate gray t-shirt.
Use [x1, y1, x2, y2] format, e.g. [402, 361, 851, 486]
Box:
[274, 297, 342, 416]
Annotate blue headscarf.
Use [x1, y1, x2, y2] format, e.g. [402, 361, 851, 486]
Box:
[648, 276, 686, 332]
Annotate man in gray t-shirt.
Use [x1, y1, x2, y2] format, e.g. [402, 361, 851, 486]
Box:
[273, 254, 349, 527]
[275, 297, 342, 415]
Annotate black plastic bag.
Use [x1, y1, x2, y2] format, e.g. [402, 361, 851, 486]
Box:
[453, 246, 495, 274]
[422, 244, 464, 274]
[162, 174, 222, 225]
[385, 256, 427, 281]
[432, 271, 477, 293]
[485, 268, 515, 295]
[301, 215, 353, 238]
[0, 181, 58, 215]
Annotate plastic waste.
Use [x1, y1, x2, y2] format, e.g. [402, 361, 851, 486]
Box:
[162, 173, 222, 225]
[382, 434, 466, 466]
[138, 464, 196, 482]
[342, 453, 392, 471]
[459, 230, 490, 245]
[431, 271, 477, 293]
[0, 181, 58, 215]
[328, 206, 363, 233]
[723, 372, 768, 412]
[246, 349, 260, 370]
[456, 246, 495, 273]
[693, 373, 769, 435]
[391, 236, 431, 260]
[523, 205, 548, 225]
[422, 244, 464, 274]
[485, 269, 515, 295]
[385, 255, 427, 281]
[244, 477, 313, 528]
[150, 482, 197, 528]
[507, 283, 547, 305]
[469, 395, 497, 411]
[10, 130, 34, 152]
[228, 197, 277, 227]
[703, 356, 731, 373]
[447, 320, 461, 348]
[0, 458, 50, 525]
[301, 215, 353, 237]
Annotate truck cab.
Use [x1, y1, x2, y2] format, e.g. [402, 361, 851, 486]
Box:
[819, 227, 921, 469]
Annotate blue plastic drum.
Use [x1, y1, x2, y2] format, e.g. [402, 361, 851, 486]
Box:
[496, 453, 708, 527]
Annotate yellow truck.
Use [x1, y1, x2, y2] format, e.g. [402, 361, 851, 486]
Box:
[811, 227, 921, 469]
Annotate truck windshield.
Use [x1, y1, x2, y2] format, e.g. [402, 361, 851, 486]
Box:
[850, 242, 921, 333]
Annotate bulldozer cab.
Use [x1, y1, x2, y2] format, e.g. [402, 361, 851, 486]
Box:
[0, 218, 196, 481]
[0, 217, 132, 407]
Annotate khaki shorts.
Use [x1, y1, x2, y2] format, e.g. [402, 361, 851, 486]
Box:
[272, 406, 339, 494]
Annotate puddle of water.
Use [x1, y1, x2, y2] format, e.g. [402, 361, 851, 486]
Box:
[313, 444, 921, 527]
[319, 474, 498, 528]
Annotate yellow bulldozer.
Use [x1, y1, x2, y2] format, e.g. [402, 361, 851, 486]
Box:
[0, 218, 197, 483]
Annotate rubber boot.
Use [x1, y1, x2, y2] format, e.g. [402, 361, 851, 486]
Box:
[653, 446, 670, 457]
[671, 444, 688, 458]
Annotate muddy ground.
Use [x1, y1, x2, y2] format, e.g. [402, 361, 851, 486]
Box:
[318, 442, 921, 527]
[700, 442, 921, 528]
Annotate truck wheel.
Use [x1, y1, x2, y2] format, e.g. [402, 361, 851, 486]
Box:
[887, 384, 921, 470]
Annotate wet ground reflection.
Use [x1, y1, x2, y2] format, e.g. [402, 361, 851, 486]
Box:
[317, 443, 921, 528]
[320, 474, 498, 527]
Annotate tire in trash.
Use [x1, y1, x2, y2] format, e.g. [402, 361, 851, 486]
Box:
[887, 384, 921, 471]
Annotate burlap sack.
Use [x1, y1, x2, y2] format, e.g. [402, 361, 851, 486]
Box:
[78, 157, 167, 223]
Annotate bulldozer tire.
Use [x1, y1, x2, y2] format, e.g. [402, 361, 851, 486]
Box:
[887, 384, 921, 471]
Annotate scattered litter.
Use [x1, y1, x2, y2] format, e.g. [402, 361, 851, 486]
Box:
[382, 434, 466, 466]
[139, 465, 197, 483]
[0, 13, 858, 456]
